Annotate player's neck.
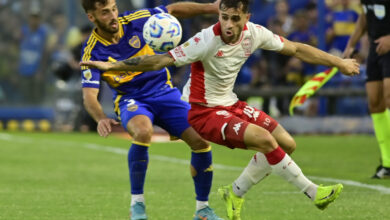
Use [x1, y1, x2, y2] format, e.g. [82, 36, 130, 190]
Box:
[221, 34, 240, 45]
[96, 28, 120, 44]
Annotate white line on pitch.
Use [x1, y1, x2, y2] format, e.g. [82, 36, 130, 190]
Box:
[1, 133, 390, 194]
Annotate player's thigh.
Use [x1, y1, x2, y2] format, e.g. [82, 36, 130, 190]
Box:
[366, 81, 385, 113]
[271, 124, 296, 155]
[188, 105, 248, 149]
[244, 123, 278, 153]
[118, 99, 155, 138]
[235, 100, 278, 132]
[152, 88, 192, 138]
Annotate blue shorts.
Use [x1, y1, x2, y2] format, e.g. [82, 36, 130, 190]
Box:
[115, 87, 191, 138]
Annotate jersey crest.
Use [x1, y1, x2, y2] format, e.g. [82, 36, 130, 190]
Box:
[374, 4, 386, 19]
[129, 36, 141, 48]
[83, 69, 92, 80]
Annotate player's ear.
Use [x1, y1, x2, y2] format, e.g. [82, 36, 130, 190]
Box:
[87, 13, 95, 23]
[246, 13, 251, 22]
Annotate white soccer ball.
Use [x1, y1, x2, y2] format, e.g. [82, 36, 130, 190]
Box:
[143, 13, 182, 52]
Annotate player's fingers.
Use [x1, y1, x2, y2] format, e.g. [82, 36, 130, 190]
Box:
[102, 122, 111, 136]
[97, 126, 105, 137]
[98, 122, 110, 137]
[376, 44, 382, 55]
[111, 119, 120, 125]
[79, 61, 92, 66]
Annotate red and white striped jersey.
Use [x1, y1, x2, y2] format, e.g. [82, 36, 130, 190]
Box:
[168, 21, 284, 107]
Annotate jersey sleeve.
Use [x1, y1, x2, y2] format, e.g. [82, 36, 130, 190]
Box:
[250, 23, 284, 51]
[121, 5, 168, 17]
[148, 5, 168, 15]
[80, 50, 101, 89]
[168, 31, 208, 67]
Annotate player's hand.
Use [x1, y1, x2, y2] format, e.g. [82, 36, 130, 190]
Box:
[212, 0, 221, 12]
[80, 61, 112, 71]
[374, 35, 390, 55]
[342, 47, 354, 58]
[339, 58, 360, 76]
[97, 118, 119, 137]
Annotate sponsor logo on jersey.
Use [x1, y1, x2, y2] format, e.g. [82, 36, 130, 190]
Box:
[183, 41, 190, 48]
[215, 50, 224, 57]
[216, 110, 231, 118]
[129, 36, 141, 48]
[194, 37, 201, 44]
[173, 46, 186, 58]
[83, 69, 92, 80]
[242, 37, 252, 56]
[233, 122, 243, 135]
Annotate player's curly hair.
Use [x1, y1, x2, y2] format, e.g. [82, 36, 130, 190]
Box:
[81, 0, 107, 12]
[220, 0, 250, 13]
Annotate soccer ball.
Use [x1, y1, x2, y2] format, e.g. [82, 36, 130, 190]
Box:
[143, 13, 182, 52]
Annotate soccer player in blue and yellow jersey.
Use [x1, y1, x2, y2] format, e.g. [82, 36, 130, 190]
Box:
[79, 0, 222, 219]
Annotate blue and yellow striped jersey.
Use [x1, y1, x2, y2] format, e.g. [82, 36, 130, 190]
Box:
[330, 9, 359, 51]
[81, 6, 173, 99]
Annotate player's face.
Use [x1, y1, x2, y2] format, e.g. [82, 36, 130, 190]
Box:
[88, 0, 119, 34]
[219, 4, 250, 44]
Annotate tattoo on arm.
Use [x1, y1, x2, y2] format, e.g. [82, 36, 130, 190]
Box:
[123, 57, 142, 66]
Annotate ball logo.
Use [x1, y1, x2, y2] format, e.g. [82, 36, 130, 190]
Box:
[143, 13, 182, 52]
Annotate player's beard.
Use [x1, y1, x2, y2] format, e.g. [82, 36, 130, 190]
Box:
[95, 18, 119, 34]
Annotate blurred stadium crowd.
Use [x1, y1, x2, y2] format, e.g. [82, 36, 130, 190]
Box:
[0, 0, 370, 131]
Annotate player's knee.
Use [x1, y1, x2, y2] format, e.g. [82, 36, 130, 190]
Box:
[284, 138, 296, 155]
[252, 132, 278, 153]
[368, 97, 386, 113]
[132, 127, 153, 143]
[189, 138, 209, 151]
[384, 93, 390, 109]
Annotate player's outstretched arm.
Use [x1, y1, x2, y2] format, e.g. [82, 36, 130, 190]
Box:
[166, 0, 220, 18]
[80, 53, 175, 72]
[279, 38, 360, 76]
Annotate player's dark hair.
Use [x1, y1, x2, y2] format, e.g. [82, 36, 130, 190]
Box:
[220, 0, 250, 13]
[81, 0, 107, 12]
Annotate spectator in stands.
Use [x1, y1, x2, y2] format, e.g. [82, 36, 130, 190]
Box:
[326, 0, 359, 56]
[268, 0, 293, 36]
[286, 10, 317, 86]
[17, 4, 50, 104]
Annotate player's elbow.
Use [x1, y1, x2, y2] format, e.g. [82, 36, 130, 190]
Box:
[280, 40, 298, 56]
[153, 62, 167, 71]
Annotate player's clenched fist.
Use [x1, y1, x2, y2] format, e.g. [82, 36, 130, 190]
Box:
[338, 58, 360, 76]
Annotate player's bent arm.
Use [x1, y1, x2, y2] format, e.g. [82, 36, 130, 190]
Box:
[82, 87, 107, 122]
[344, 14, 367, 57]
[166, 0, 219, 18]
[279, 39, 359, 76]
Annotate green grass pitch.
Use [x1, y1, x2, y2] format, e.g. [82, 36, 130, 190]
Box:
[1, 132, 390, 220]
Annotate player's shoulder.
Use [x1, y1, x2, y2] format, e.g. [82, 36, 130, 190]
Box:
[119, 9, 151, 22]
[246, 21, 266, 32]
[118, 6, 167, 24]
[80, 32, 101, 61]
